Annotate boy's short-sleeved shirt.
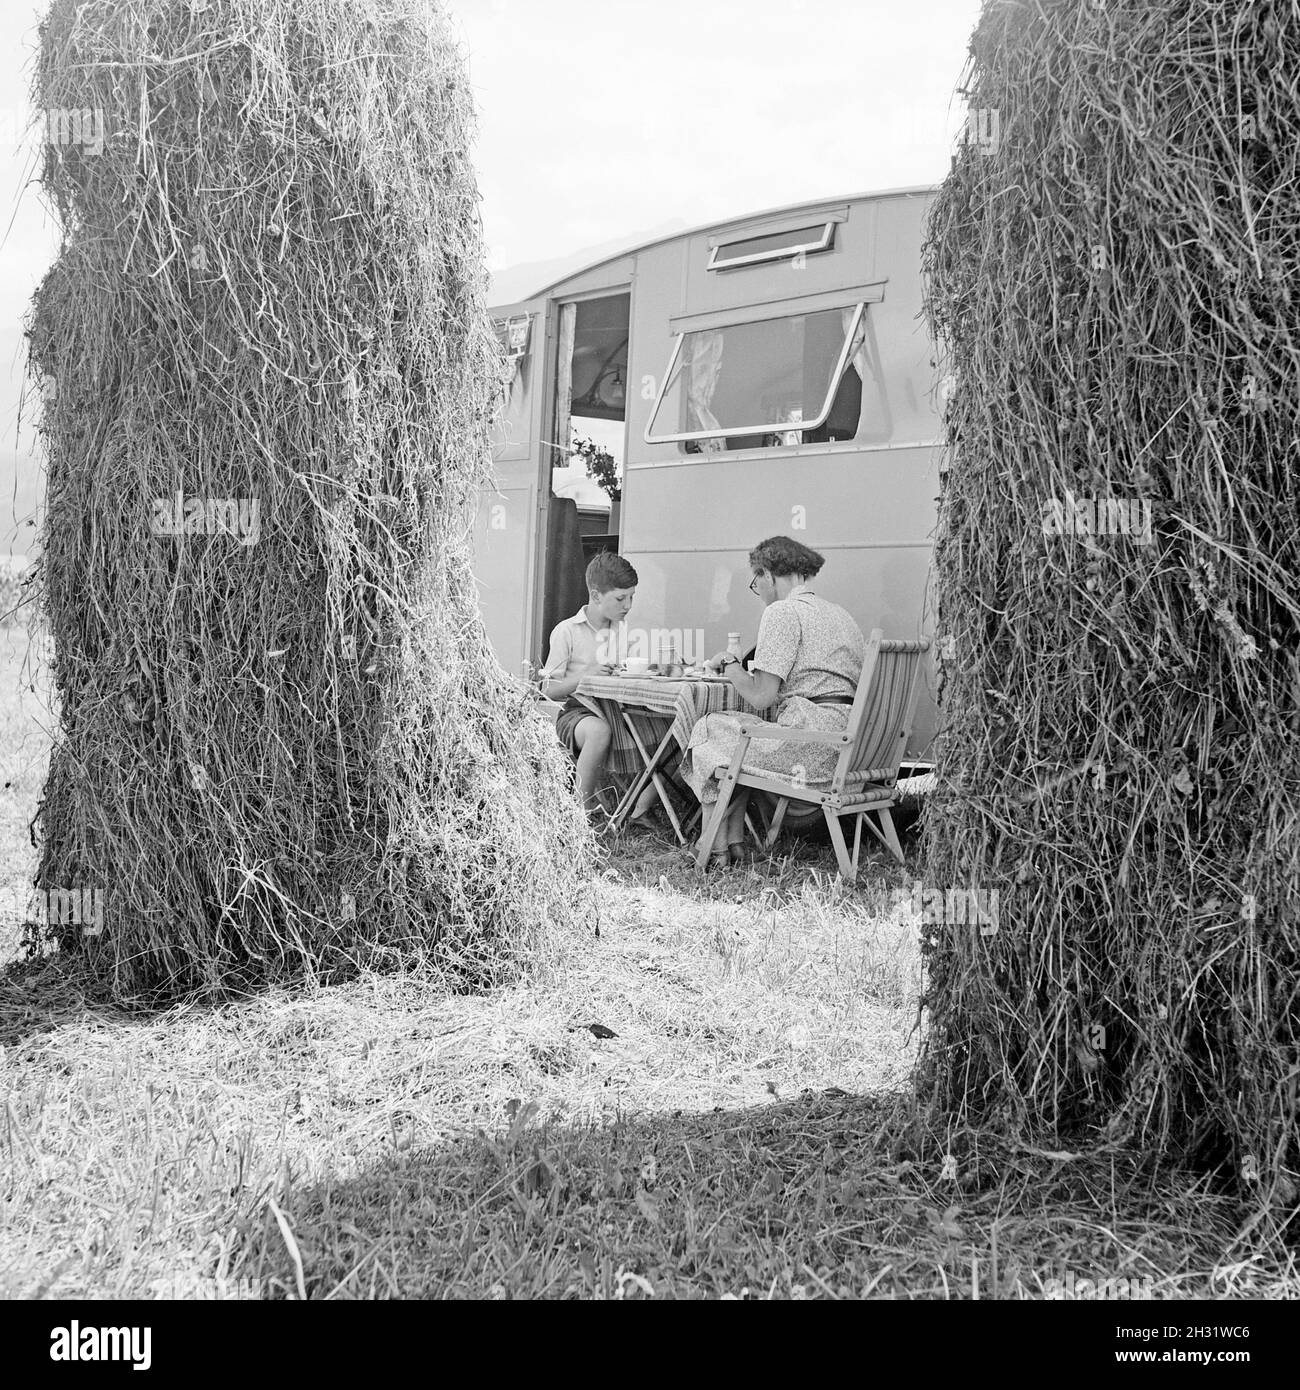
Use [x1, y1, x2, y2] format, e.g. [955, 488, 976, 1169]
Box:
[542, 609, 626, 685]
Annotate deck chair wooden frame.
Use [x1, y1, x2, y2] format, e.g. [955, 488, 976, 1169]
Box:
[693, 629, 931, 882]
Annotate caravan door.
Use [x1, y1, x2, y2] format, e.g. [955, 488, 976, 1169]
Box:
[476, 298, 552, 677]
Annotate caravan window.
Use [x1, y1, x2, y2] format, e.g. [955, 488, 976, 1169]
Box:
[708, 222, 836, 270]
[645, 304, 868, 452]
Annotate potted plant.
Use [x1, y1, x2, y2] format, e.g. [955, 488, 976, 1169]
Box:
[571, 434, 621, 533]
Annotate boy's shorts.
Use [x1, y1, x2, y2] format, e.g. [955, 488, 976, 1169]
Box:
[555, 697, 601, 756]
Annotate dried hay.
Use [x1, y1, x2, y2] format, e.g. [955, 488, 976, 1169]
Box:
[917, 0, 1300, 1217]
[23, 0, 594, 1000]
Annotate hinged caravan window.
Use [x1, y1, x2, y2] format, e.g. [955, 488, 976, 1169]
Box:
[708, 222, 836, 270]
[644, 298, 874, 451]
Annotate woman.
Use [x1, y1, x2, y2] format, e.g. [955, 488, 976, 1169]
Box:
[683, 536, 865, 868]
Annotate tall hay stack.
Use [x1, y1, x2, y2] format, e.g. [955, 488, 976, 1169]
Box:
[25, 0, 593, 999]
[919, 0, 1299, 1210]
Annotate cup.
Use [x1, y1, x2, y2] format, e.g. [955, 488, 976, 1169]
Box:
[624, 657, 650, 676]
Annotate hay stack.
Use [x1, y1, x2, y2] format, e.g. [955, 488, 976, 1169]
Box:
[918, 0, 1299, 1211]
[25, 0, 593, 999]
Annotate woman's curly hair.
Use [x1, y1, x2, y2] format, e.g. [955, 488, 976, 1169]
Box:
[748, 536, 825, 580]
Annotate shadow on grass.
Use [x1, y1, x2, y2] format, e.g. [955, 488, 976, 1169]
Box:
[233, 1088, 917, 1299]
[0, 939, 381, 1052]
[230, 1086, 1269, 1301]
[0, 950, 140, 1051]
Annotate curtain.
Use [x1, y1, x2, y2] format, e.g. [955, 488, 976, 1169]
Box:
[553, 301, 578, 480]
[686, 330, 727, 454]
[841, 306, 869, 385]
[837, 305, 870, 439]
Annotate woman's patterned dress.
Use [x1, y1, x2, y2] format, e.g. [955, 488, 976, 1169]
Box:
[682, 588, 866, 806]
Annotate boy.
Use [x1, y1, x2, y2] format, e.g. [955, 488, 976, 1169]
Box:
[541, 551, 655, 820]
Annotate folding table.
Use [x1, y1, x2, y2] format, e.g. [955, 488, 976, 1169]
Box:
[574, 672, 759, 844]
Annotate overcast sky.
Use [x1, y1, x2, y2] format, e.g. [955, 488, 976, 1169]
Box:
[453, 0, 982, 272]
[0, 0, 983, 546]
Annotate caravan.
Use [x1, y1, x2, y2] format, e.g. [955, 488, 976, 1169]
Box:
[477, 184, 943, 762]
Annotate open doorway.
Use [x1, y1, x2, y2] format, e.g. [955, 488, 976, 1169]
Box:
[538, 291, 630, 653]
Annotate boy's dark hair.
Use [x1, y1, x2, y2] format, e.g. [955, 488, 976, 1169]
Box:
[586, 551, 638, 594]
[748, 536, 825, 580]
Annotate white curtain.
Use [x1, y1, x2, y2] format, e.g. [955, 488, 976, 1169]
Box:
[838, 306, 870, 437]
[841, 306, 869, 385]
[686, 330, 727, 454]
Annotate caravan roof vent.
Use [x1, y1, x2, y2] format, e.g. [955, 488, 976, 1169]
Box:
[707, 221, 836, 271]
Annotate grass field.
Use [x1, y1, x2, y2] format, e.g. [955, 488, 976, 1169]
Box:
[0, 629, 1295, 1299]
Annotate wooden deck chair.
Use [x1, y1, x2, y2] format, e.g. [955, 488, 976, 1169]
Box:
[694, 630, 931, 882]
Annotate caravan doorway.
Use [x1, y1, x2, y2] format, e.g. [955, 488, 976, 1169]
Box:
[537, 291, 630, 657]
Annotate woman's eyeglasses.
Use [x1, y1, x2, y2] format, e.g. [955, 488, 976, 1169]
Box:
[749, 575, 762, 595]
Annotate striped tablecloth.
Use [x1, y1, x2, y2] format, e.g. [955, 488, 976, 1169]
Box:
[575, 673, 759, 779]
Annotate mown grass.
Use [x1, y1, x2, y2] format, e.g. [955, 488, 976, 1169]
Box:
[1, 632, 1297, 1299]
